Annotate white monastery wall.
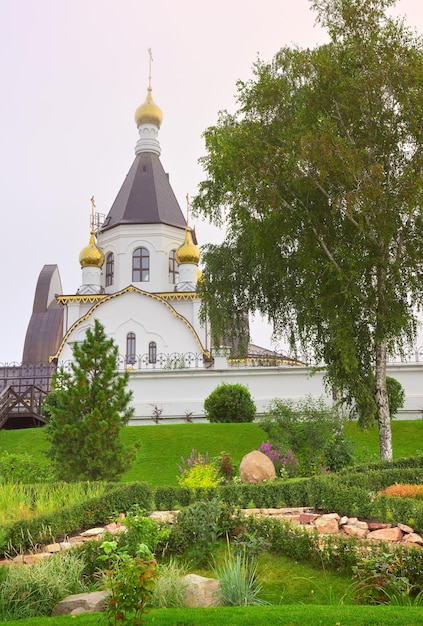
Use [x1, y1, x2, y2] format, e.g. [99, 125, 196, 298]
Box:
[124, 362, 423, 424]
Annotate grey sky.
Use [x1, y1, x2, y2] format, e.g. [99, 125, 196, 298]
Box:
[1, 0, 422, 362]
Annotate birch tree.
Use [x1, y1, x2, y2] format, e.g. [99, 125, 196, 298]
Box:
[193, 0, 423, 460]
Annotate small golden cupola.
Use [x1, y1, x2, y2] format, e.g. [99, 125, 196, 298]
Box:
[134, 87, 163, 129]
[79, 197, 104, 268]
[135, 48, 163, 129]
[79, 231, 104, 268]
[176, 227, 200, 265]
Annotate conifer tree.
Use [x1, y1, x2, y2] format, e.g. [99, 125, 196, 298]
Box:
[45, 319, 134, 481]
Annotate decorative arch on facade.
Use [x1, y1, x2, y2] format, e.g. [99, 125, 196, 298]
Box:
[51, 285, 210, 361]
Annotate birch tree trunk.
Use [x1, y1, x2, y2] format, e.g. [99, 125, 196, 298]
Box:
[374, 339, 393, 461]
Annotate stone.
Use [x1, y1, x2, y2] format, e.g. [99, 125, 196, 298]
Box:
[398, 522, 414, 534]
[239, 450, 276, 483]
[368, 522, 391, 530]
[339, 516, 349, 526]
[52, 591, 108, 616]
[314, 514, 339, 534]
[342, 525, 369, 539]
[182, 574, 221, 607]
[300, 512, 320, 525]
[367, 527, 404, 542]
[21, 553, 52, 564]
[402, 532, 423, 545]
[45, 543, 62, 553]
[80, 527, 106, 538]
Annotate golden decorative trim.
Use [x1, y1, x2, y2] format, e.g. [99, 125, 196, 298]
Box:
[51, 285, 209, 361]
[57, 295, 107, 305]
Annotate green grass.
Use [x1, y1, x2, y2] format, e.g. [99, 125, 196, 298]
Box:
[1, 421, 422, 487]
[193, 544, 354, 606]
[2, 605, 423, 625]
[344, 419, 423, 462]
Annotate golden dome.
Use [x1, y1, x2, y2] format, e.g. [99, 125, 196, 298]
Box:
[134, 88, 163, 128]
[176, 228, 200, 265]
[79, 232, 105, 268]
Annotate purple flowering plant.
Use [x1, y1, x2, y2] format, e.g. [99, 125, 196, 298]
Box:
[259, 442, 300, 478]
[178, 448, 210, 474]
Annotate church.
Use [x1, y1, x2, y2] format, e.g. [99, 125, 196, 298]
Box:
[18, 75, 308, 424]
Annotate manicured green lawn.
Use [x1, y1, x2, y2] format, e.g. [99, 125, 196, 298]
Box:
[344, 419, 423, 462]
[3, 605, 423, 625]
[1, 420, 423, 487]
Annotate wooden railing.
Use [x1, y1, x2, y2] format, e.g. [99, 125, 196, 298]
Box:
[0, 385, 48, 429]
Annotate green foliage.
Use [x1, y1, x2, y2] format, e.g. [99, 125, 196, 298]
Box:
[349, 376, 406, 424]
[45, 319, 135, 482]
[386, 377, 406, 419]
[193, 0, 423, 461]
[100, 540, 157, 626]
[0, 551, 88, 620]
[350, 549, 423, 605]
[178, 463, 221, 489]
[260, 397, 355, 474]
[0, 451, 54, 484]
[168, 499, 242, 563]
[204, 383, 256, 423]
[117, 512, 171, 557]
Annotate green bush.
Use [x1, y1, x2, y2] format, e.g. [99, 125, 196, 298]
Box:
[260, 396, 355, 474]
[204, 383, 256, 423]
[168, 499, 242, 559]
[0, 452, 54, 484]
[178, 463, 221, 489]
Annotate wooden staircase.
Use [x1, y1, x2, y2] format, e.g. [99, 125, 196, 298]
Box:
[0, 384, 49, 429]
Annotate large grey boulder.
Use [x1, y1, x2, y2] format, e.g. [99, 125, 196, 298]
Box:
[239, 450, 276, 483]
[52, 591, 108, 616]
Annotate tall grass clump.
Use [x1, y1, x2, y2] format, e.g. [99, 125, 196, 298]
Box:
[213, 539, 268, 606]
[0, 481, 107, 526]
[149, 559, 189, 608]
[0, 551, 89, 620]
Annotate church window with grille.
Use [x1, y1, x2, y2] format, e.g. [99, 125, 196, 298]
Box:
[168, 249, 179, 284]
[149, 341, 157, 364]
[105, 252, 114, 286]
[132, 247, 149, 282]
[126, 332, 136, 364]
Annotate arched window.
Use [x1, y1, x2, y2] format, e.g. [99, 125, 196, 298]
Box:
[105, 252, 114, 286]
[132, 247, 149, 282]
[126, 332, 136, 364]
[168, 249, 179, 284]
[148, 341, 157, 364]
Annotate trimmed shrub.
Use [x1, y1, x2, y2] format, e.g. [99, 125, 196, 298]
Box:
[204, 383, 256, 423]
[0, 452, 54, 484]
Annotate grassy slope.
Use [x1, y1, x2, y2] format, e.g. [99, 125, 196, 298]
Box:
[1, 420, 423, 486]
